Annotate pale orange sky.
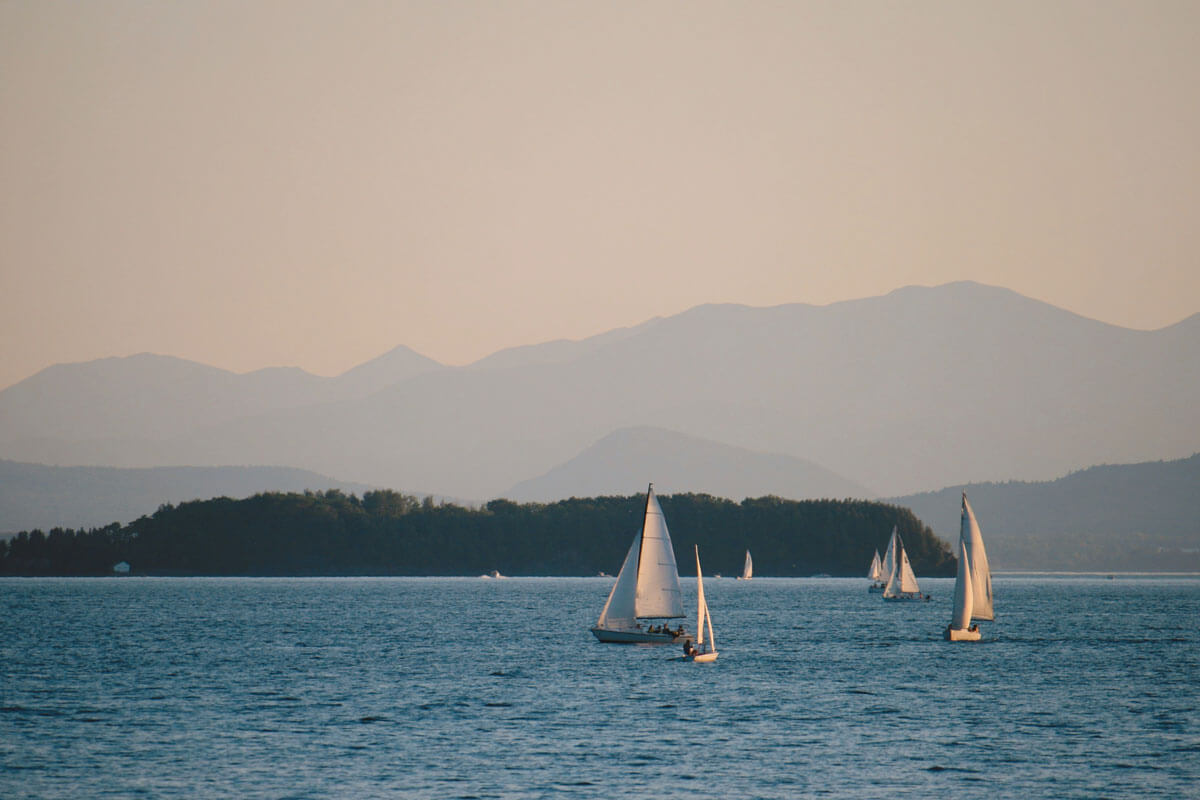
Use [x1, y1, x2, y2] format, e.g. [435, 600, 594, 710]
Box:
[2, 1, 1198, 390]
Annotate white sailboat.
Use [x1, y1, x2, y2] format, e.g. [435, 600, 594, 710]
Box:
[867, 548, 885, 593]
[736, 550, 753, 580]
[945, 491, 993, 641]
[684, 545, 718, 662]
[591, 484, 690, 644]
[882, 528, 930, 602]
[960, 491, 993, 620]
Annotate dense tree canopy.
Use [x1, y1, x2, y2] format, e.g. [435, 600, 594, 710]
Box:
[0, 490, 956, 577]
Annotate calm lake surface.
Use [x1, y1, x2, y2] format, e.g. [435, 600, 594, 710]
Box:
[2, 575, 1198, 798]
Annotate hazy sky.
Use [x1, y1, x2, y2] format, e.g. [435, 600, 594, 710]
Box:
[3, 1, 1198, 390]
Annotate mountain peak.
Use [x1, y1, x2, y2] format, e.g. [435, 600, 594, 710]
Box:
[503, 425, 874, 502]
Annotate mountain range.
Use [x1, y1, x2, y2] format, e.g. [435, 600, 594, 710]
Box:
[0, 461, 371, 533]
[2, 281, 1197, 505]
[890, 453, 1200, 571]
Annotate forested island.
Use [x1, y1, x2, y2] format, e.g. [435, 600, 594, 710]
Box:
[0, 490, 956, 578]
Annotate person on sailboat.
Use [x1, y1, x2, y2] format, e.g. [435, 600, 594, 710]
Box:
[683, 641, 696, 657]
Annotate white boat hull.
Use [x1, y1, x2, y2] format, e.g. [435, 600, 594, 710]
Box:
[591, 627, 690, 645]
[686, 651, 718, 663]
[944, 625, 982, 642]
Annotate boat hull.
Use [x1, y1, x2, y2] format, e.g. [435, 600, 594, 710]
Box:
[883, 593, 930, 602]
[944, 625, 982, 642]
[686, 651, 718, 663]
[590, 627, 690, 645]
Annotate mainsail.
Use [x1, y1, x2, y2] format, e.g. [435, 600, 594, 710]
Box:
[742, 550, 753, 580]
[960, 492, 994, 621]
[884, 534, 921, 596]
[595, 485, 684, 630]
[695, 546, 715, 650]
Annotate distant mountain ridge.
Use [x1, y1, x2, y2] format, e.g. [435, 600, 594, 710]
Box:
[2, 282, 1198, 501]
[0, 460, 373, 533]
[888, 454, 1200, 571]
[505, 426, 873, 502]
[0, 346, 443, 443]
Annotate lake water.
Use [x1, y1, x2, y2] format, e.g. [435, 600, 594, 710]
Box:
[2, 575, 1198, 798]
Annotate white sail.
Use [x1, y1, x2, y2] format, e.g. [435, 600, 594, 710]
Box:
[960, 492, 994, 621]
[868, 550, 882, 581]
[692, 544, 717, 660]
[695, 545, 708, 647]
[634, 488, 685, 619]
[950, 537, 974, 630]
[741, 550, 753, 580]
[896, 547, 920, 594]
[881, 527, 897, 582]
[595, 530, 642, 630]
[704, 595, 716, 650]
[883, 534, 921, 596]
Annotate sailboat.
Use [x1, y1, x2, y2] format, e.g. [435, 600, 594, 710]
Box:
[881, 528, 930, 602]
[875, 527, 899, 593]
[591, 484, 690, 644]
[684, 545, 718, 662]
[867, 548, 885, 593]
[736, 550, 753, 580]
[945, 491, 993, 641]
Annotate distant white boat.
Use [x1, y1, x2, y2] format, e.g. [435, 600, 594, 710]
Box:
[945, 491, 993, 641]
[480, 570, 505, 579]
[683, 545, 718, 663]
[882, 528, 930, 602]
[736, 550, 753, 580]
[591, 484, 690, 644]
[867, 547, 885, 593]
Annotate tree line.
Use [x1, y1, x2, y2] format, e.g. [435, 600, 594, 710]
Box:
[0, 489, 957, 577]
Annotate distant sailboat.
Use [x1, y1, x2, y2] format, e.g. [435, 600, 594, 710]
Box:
[882, 528, 930, 602]
[737, 550, 753, 580]
[591, 484, 690, 644]
[945, 491, 993, 641]
[684, 545, 718, 662]
[867, 548, 885, 593]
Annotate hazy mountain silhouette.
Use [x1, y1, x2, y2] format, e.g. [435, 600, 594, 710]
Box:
[504, 426, 873, 502]
[330, 345, 445, 395]
[888, 453, 1200, 571]
[1, 282, 1197, 500]
[0, 460, 372, 532]
[0, 347, 443, 466]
